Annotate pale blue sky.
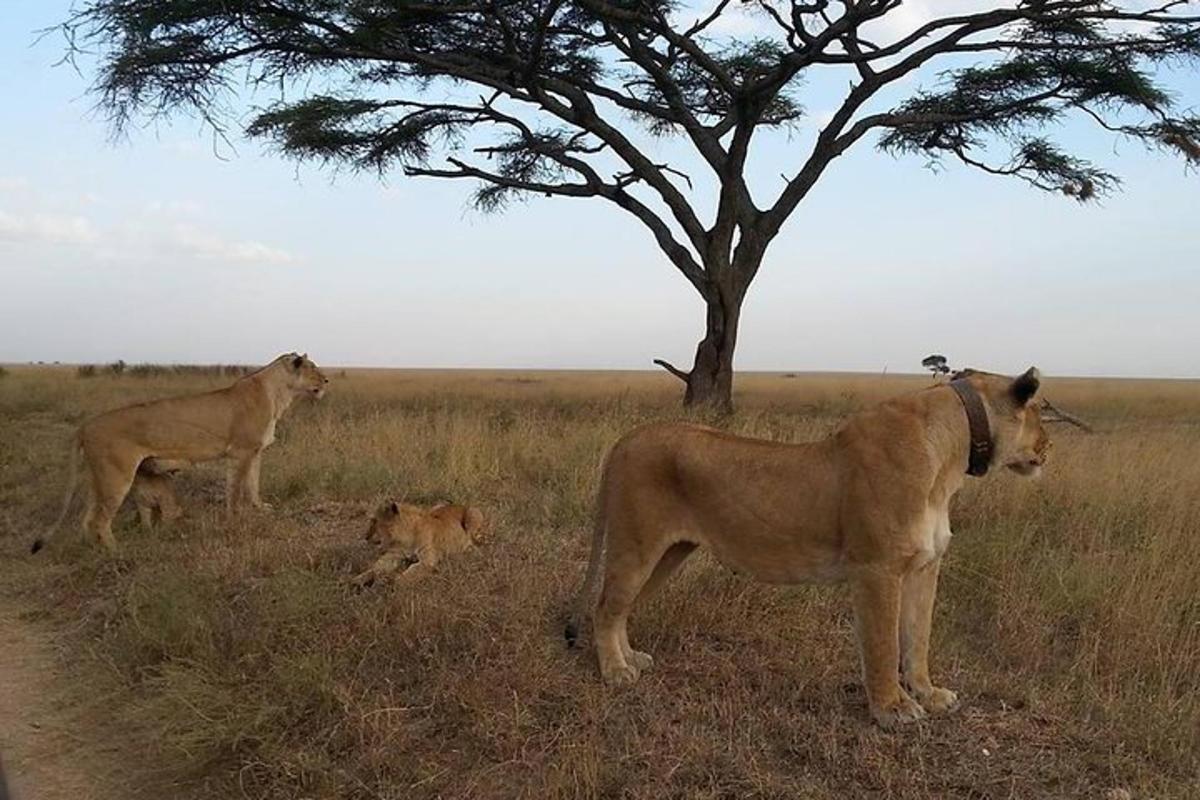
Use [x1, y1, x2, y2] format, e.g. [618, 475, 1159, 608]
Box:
[1, 1, 1197, 377]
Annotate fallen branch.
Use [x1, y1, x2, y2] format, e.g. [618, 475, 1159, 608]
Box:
[652, 359, 691, 383]
[1040, 398, 1094, 433]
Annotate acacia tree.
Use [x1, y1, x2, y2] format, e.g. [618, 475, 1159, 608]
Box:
[921, 354, 950, 379]
[64, 1, 1200, 410]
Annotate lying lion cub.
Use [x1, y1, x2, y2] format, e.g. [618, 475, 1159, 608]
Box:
[566, 367, 1050, 728]
[354, 501, 488, 587]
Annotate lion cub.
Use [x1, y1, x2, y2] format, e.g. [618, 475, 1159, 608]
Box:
[353, 501, 488, 587]
[129, 462, 183, 531]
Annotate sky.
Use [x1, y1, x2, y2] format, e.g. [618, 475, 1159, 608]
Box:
[1, 1, 1197, 378]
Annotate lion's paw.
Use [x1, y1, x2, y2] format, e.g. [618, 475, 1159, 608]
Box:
[917, 686, 959, 714]
[627, 650, 654, 672]
[601, 662, 641, 687]
[871, 694, 927, 729]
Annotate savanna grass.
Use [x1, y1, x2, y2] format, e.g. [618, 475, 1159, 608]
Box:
[0, 367, 1197, 799]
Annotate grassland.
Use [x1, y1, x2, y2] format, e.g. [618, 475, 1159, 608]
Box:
[1, 366, 1198, 799]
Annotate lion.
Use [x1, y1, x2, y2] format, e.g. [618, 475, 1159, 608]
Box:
[129, 461, 183, 531]
[353, 501, 488, 587]
[32, 353, 328, 554]
[565, 367, 1050, 728]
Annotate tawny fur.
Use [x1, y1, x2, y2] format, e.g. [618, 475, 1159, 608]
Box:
[32, 353, 329, 554]
[567, 368, 1050, 729]
[129, 465, 183, 531]
[354, 501, 488, 587]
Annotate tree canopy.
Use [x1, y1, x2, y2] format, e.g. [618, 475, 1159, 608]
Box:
[62, 0, 1200, 407]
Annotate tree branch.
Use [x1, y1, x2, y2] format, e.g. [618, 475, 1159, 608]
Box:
[653, 358, 691, 382]
[1040, 398, 1095, 433]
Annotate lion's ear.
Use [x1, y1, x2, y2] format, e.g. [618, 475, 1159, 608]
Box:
[388, 501, 400, 516]
[291, 355, 304, 370]
[1011, 367, 1041, 406]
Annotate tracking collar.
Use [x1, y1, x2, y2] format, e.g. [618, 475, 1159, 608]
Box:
[949, 379, 993, 477]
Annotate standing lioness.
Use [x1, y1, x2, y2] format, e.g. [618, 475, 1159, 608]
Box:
[566, 368, 1049, 728]
[33, 353, 328, 553]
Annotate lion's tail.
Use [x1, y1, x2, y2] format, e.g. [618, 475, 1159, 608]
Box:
[564, 459, 611, 649]
[31, 432, 83, 555]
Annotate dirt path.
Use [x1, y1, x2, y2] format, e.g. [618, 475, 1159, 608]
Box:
[0, 602, 121, 800]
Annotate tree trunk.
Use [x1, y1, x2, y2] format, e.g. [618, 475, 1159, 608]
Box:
[655, 287, 743, 413]
[653, 235, 766, 412]
[683, 293, 740, 411]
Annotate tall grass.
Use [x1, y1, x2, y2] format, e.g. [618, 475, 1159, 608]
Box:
[1, 368, 1197, 799]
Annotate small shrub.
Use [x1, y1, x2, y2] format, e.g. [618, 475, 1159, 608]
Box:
[128, 363, 166, 378]
[77, 364, 97, 378]
[109, 359, 127, 376]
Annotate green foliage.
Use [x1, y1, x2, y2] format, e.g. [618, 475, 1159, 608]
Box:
[473, 128, 590, 211]
[876, 6, 1200, 201]
[631, 38, 805, 135]
[247, 96, 470, 172]
[65, 1, 1200, 215]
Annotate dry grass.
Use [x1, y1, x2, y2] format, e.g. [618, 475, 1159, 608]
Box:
[1, 366, 1198, 799]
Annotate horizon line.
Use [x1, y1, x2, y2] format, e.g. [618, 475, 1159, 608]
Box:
[3, 361, 1197, 382]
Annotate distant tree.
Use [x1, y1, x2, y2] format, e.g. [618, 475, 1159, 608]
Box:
[922, 354, 951, 379]
[62, 1, 1200, 410]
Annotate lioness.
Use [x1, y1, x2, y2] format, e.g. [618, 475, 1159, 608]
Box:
[33, 353, 328, 553]
[354, 501, 488, 587]
[566, 368, 1049, 728]
[129, 461, 183, 530]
